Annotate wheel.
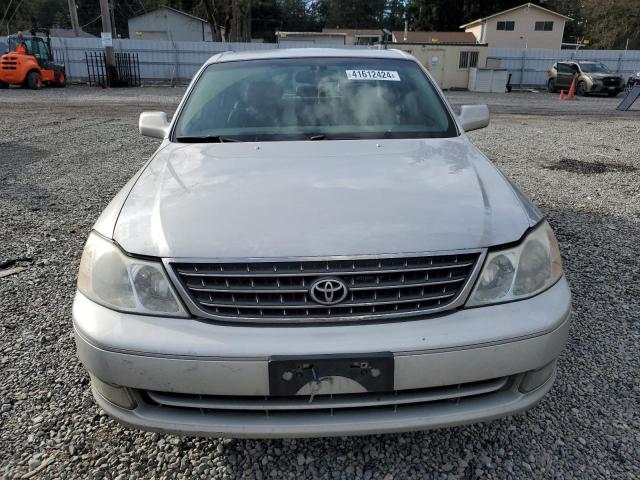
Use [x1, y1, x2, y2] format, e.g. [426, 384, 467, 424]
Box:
[547, 78, 556, 93]
[576, 81, 587, 96]
[54, 71, 66, 88]
[0, 81, 8, 89]
[607, 90, 620, 97]
[27, 71, 42, 90]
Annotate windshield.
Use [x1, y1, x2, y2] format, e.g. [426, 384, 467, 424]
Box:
[174, 57, 457, 142]
[580, 63, 611, 74]
[7, 37, 32, 54]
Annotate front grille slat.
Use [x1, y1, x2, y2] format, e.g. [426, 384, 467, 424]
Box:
[199, 291, 457, 309]
[175, 260, 476, 278]
[171, 252, 480, 322]
[145, 377, 508, 412]
[349, 275, 466, 291]
[186, 275, 467, 294]
[189, 286, 309, 294]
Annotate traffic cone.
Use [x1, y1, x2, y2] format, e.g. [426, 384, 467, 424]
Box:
[567, 78, 576, 100]
[559, 90, 565, 100]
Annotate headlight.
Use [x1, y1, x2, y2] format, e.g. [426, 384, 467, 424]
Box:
[467, 222, 563, 306]
[77, 232, 188, 316]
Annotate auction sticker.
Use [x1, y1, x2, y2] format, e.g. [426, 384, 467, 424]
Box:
[346, 70, 400, 81]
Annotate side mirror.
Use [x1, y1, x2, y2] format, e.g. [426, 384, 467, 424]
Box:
[458, 104, 490, 132]
[139, 111, 169, 139]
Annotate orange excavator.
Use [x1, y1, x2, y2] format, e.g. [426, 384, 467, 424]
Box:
[0, 28, 66, 89]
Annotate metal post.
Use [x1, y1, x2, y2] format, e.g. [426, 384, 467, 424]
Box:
[135, 53, 140, 86]
[67, 0, 80, 36]
[60, 38, 71, 82]
[99, 0, 117, 86]
[110, 0, 117, 38]
[617, 53, 622, 75]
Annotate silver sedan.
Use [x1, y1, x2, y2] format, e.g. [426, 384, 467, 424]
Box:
[73, 48, 571, 438]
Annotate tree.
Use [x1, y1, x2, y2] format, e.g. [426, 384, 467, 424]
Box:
[407, 0, 534, 32]
[581, 0, 640, 49]
[3, 0, 636, 48]
[384, 0, 406, 31]
[324, 0, 386, 29]
[201, 0, 223, 41]
[251, 0, 278, 40]
[220, 0, 250, 41]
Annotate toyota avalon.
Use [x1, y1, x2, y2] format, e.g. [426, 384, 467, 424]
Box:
[73, 48, 571, 438]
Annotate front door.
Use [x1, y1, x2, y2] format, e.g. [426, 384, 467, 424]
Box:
[555, 62, 573, 90]
[32, 38, 51, 66]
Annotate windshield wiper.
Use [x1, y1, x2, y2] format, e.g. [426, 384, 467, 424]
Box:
[308, 134, 362, 141]
[175, 135, 241, 143]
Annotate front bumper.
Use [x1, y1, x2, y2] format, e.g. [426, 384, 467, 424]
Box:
[589, 81, 623, 93]
[73, 277, 571, 438]
[0, 70, 24, 84]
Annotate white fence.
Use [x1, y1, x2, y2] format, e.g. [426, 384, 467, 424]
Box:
[18, 37, 640, 87]
[488, 47, 640, 87]
[49, 37, 366, 84]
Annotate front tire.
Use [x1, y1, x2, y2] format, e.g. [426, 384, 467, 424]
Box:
[0, 81, 8, 89]
[547, 78, 556, 93]
[576, 81, 587, 96]
[27, 71, 42, 90]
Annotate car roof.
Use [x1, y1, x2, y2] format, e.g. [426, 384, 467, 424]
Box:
[205, 48, 413, 65]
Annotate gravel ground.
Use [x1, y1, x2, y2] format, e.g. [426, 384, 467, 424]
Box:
[0, 86, 639, 479]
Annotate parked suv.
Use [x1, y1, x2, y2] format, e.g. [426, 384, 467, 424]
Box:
[548, 61, 624, 96]
[73, 49, 571, 438]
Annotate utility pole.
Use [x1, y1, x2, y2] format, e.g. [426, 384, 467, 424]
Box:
[110, 0, 117, 38]
[99, 0, 117, 86]
[67, 0, 80, 36]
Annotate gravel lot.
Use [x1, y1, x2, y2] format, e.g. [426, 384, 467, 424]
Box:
[1, 86, 639, 479]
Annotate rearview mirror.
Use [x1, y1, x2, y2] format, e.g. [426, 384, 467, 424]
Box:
[458, 104, 489, 132]
[139, 111, 169, 139]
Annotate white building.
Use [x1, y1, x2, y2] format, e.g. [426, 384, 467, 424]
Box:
[128, 7, 223, 42]
[460, 3, 571, 50]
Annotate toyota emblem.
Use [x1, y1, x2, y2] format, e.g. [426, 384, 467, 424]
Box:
[309, 278, 349, 305]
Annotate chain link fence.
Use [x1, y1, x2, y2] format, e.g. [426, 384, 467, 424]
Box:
[488, 47, 640, 87]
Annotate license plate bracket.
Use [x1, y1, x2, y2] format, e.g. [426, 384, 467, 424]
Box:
[268, 352, 394, 396]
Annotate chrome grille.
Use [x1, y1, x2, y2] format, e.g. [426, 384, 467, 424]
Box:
[169, 251, 482, 322]
[144, 377, 509, 414]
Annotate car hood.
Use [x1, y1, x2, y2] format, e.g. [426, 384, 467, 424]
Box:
[112, 138, 539, 258]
